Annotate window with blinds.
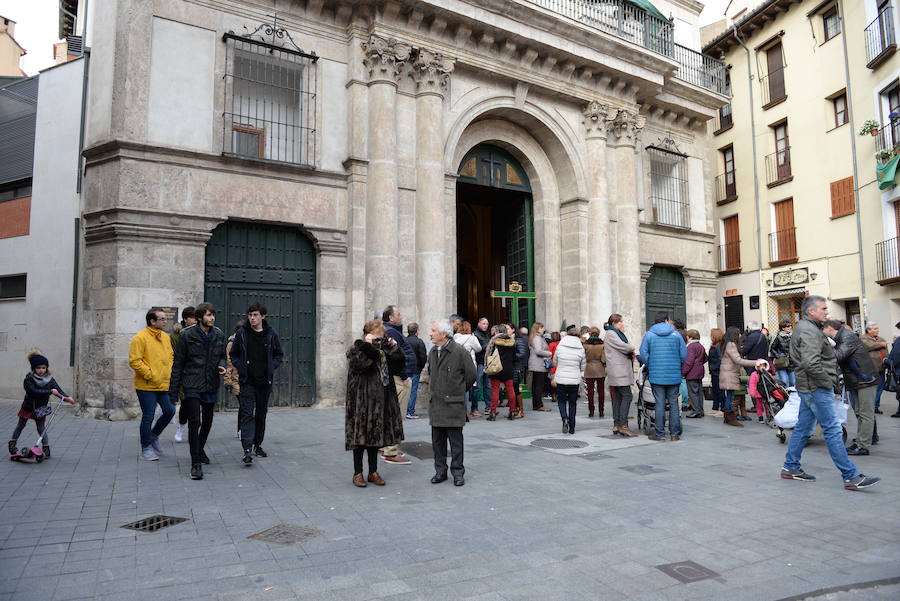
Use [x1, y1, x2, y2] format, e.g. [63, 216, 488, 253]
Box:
[830, 176, 855, 218]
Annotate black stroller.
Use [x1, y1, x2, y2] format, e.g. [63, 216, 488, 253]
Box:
[754, 366, 789, 442]
[636, 366, 659, 436]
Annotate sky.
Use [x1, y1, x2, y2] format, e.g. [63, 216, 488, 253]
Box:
[1, 0, 732, 76]
[0, 0, 62, 76]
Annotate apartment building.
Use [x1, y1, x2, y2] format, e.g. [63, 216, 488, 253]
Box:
[704, 0, 900, 332]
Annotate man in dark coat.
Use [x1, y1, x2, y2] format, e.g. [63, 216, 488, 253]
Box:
[381, 305, 416, 464]
[169, 302, 227, 480]
[405, 323, 428, 419]
[824, 320, 877, 456]
[427, 319, 476, 486]
[742, 322, 769, 363]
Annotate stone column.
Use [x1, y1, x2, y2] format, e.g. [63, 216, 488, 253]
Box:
[362, 35, 410, 314]
[410, 48, 454, 327]
[583, 101, 613, 326]
[607, 109, 645, 340]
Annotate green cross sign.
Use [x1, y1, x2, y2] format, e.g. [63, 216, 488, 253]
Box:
[490, 281, 536, 327]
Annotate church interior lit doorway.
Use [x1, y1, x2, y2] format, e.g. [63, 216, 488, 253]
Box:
[455, 144, 535, 329]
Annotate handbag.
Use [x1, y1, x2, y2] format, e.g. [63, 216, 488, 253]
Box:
[884, 365, 896, 393]
[543, 358, 553, 370]
[484, 347, 502, 376]
[773, 356, 789, 369]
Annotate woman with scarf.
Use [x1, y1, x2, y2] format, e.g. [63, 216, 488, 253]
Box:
[583, 327, 607, 417]
[603, 314, 638, 436]
[485, 324, 518, 421]
[345, 320, 406, 487]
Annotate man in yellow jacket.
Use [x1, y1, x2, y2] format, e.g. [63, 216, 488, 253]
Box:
[128, 309, 175, 461]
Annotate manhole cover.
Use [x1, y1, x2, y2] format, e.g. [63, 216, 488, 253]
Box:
[121, 515, 189, 533]
[530, 438, 589, 449]
[248, 524, 324, 546]
[618, 464, 667, 475]
[399, 441, 433, 459]
[656, 560, 720, 583]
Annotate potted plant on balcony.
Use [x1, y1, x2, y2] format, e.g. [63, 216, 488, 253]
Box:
[860, 119, 880, 136]
[877, 150, 893, 163]
[890, 110, 900, 121]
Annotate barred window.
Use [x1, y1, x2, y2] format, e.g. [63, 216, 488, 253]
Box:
[648, 146, 689, 229]
[223, 32, 318, 167]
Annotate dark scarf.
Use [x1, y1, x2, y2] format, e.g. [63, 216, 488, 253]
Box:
[604, 323, 628, 344]
[585, 335, 602, 345]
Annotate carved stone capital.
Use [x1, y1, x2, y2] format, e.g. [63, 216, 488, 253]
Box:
[582, 101, 613, 138]
[362, 35, 411, 83]
[607, 109, 645, 146]
[409, 47, 455, 95]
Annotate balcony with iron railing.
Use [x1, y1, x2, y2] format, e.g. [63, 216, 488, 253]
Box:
[650, 196, 690, 229]
[769, 227, 798, 266]
[713, 103, 732, 134]
[765, 147, 792, 187]
[718, 241, 741, 275]
[760, 65, 787, 108]
[715, 170, 737, 204]
[876, 236, 900, 284]
[865, 4, 897, 69]
[524, 0, 729, 94]
[874, 120, 900, 157]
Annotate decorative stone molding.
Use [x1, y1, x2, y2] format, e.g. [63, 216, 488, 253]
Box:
[305, 225, 349, 256]
[83, 208, 220, 246]
[607, 109, 645, 145]
[582, 101, 613, 138]
[362, 34, 411, 83]
[409, 47, 455, 95]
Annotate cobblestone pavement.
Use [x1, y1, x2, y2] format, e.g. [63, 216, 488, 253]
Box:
[1, 395, 898, 601]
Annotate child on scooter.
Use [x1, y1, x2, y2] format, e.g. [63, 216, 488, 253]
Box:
[8, 351, 74, 459]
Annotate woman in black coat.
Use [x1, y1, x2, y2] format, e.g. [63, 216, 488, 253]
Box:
[345, 319, 406, 488]
[485, 324, 518, 421]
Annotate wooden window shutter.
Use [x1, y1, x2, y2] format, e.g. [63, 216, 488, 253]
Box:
[830, 176, 855, 218]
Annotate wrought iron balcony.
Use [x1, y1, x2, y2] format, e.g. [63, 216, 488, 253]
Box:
[524, 0, 728, 94]
[865, 4, 897, 69]
[760, 65, 787, 107]
[715, 170, 737, 204]
[718, 241, 741, 274]
[769, 227, 797, 265]
[876, 236, 900, 284]
[714, 103, 733, 133]
[765, 147, 792, 187]
[874, 121, 900, 156]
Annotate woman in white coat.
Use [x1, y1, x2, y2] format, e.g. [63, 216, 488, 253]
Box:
[453, 321, 482, 416]
[553, 330, 586, 434]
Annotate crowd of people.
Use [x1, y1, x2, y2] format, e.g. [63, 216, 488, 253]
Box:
[10, 296, 885, 491]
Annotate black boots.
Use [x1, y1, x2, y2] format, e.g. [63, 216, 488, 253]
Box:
[42, 446, 50, 459]
[8, 440, 16, 455]
[191, 463, 203, 480]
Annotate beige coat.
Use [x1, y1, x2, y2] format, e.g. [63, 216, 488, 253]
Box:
[719, 341, 758, 391]
[583, 341, 606, 378]
[603, 328, 635, 387]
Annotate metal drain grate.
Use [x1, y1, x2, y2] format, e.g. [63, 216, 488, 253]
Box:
[248, 524, 324, 546]
[530, 438, 589, 449]
[656, 561, 720, 583]
[399, 441, 433, 459]
[121, 515, 189, 533]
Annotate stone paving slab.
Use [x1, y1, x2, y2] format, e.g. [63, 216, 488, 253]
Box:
[0, 396, 899, 601]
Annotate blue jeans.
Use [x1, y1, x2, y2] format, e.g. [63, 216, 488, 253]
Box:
[777, 369, 797, 388]
[651, 383, 681, 438]
[723, 389, 735, 411]
[679, 379, 688, 408]
[476, 364, 491, 412]
[874, 372, 884, 409]
[556, 384, 579, 432]
[783, 387, 859, 481]
[711, 375, 724, 410]
[136, 390, 176, 449]
[407, 374, 420, 416]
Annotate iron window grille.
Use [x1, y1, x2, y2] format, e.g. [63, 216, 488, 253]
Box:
[222, 24, 318, 168]
[647, 142, 690, 229]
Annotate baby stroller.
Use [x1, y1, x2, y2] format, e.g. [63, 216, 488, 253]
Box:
[754, 366, 789, 429]
[636, 366, 666, 436]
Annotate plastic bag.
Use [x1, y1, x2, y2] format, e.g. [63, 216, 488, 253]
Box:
[834, 394, 849, 425]
[774, 391, 800, 429]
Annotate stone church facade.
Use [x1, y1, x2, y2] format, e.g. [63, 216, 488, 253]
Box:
[78, 0, 727, 413]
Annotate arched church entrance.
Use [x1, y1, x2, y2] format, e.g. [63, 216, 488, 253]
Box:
[456, 144, 535, 329]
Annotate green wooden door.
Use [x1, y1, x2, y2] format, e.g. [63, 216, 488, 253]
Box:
[645, 265, 686, 329]
[206, 221, 316, 407]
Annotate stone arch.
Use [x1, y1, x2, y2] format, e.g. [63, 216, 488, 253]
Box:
[448, 111, 576, 326]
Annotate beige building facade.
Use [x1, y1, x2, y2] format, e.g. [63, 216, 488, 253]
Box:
[705, 0, 900, 334]
[71, 0, 727, 414]
[0, 16, 26, 77]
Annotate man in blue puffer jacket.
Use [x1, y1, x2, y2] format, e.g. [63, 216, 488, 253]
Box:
[638, 311, 688, 441]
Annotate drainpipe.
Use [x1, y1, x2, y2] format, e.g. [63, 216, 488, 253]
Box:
[72, 0, 90, 367]
[733, 25, 763, 273]
[838, 0, 867, 324]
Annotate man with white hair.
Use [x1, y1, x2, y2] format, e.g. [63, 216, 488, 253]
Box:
[427, 318, 476, 486]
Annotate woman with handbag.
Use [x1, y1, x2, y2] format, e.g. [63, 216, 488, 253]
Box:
[769, 321, 795, 388]
[604, 314, 638, 436]
[485, 325, 518, 421]
[527, 323, 553, 412]
[720, 327, 765, 427]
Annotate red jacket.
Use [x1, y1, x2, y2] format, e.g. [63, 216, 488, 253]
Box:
[682, 341, 708, 380]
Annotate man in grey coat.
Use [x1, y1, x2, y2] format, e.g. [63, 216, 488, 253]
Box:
[428, 319, 476, 486]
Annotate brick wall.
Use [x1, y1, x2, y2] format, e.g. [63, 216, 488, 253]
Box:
[0, 196, 30, 239]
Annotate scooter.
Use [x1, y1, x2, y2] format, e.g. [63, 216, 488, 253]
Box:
[10, 392, 76, 463]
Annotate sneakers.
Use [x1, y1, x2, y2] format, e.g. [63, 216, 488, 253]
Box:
[670, 435, 680, 441]
[846, 444, 870, 456]
[844, 474, 880, 490]
[254, 446, 268, 457]
[149, 436, 164, 455]
[242, 449, 253, 464]
[405, 413, 420, 419]
[781, 468, 815, 481]
[42, 446, 51, 459]
[200, 450, 210, 464]
[758, 416, 764, 423]
[190, 463, 203, 480]
[648, 434, 666, 442]
[141, 446, 159, 461]
[382, 454, 411, 465]
[8, 440, 16, 456]
[174, 424, 186, 442]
